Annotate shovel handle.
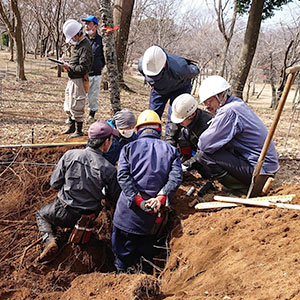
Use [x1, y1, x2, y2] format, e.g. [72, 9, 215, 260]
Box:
[252, 70, 298, 177]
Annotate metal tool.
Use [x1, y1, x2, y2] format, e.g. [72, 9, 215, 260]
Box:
[247, 64, 300, 198]
[188, 181, 217, 208]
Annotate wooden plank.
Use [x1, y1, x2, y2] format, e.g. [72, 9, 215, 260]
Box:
[195, 201, 238, 210]
[214, 195, 300, 210]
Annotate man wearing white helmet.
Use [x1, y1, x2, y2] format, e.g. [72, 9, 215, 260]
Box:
[167, 93, 212, 178]
[62, 19, 93, 138]
[138, 45, 200, 134]
[197, 75, 279, 195]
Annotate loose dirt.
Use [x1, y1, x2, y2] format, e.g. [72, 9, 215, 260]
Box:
[1, 51, 300, 299]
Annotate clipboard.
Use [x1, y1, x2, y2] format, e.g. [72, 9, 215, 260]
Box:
[47, 57, 65, 65]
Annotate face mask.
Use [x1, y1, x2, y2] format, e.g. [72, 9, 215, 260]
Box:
[86, 30, 94, 35]
[119, 129, 135, 138]
[69, 39, 77, 46]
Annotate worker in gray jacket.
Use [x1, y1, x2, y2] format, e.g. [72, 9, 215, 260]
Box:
[36, 120, 121, 264]
[62, 19, 93, 138]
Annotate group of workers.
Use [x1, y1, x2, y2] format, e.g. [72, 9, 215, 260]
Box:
[35, 16, 279, 274]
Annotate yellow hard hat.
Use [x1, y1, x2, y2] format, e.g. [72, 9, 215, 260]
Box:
[136, 110, 162, 129]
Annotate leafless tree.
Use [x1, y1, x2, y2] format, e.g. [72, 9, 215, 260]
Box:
[210, 0, 238, 76]
[0, 0, 26, 80]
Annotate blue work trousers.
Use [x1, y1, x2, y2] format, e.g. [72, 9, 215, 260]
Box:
[198, 147, 254, 185]
[112, 226, 157, 274]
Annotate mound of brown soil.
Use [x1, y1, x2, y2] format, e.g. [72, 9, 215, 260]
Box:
[61, 273, 161, 300]
[1, 145, 300, 300]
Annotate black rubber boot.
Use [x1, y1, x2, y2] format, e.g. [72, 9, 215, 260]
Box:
[62, 119, 75, 134]
[88, 110, 96, 124]
[89, 110, 96, 118]
[218, 173, 248, 196]
[69, 122, 84, 138]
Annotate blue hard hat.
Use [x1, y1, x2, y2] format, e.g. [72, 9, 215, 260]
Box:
[82, 15, 98, 25]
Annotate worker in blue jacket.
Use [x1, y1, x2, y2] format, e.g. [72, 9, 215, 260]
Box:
[104, 109, 138, 165]
[138, 45, 200, 133]
[112, 110, 182, 273]
[197, 75, 279, 195]
[82, 15, 105, 122]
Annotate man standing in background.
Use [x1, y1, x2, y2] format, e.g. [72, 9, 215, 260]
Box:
[82, 15, 106, 123]
[62, 19, 93, 138]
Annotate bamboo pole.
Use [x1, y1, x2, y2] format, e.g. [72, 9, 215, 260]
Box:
[0, 141, 87, 149]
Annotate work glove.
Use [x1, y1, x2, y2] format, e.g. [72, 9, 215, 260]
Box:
[181, 164, 189, 172]
[157, 195, 166, 205]
[134, 195, 153, 213]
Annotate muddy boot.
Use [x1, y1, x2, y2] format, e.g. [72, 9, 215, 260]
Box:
[218, 173, 248, 196]
[37, 239, 59, 265]
[62, 119, 75, 134]
[69, 122, 84, 138]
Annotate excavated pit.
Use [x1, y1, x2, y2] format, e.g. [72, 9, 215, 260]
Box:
[1, 147, 300, 300]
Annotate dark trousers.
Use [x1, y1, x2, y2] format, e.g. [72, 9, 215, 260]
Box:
[36, 197, 83, 244]
[112, 226, 157, 274]
[198, 147, 254, 185]
[149, 83, 192, 134]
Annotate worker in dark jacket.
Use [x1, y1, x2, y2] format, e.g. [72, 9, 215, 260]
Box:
[62, 19, 93, 137]
[104, 109, 138, 165]
[112, 110, 182, 273]
[36, 120, 121, 264]
[138, 45, 200, 133]
[82, 15, 106, 122]
[167, 93, 212, 178]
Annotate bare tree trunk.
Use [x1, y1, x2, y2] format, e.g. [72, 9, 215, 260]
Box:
[11, 0, 26, 80]
[99, 0, 121, 114]
[273, 40, 294, 109]
[113, 0, 135, 90]
[213, 0, 237, 77]
[9, 35, 14, 61]
[9, 13, 14, 61]
[245, 79, 251, 103]
[251, 79, 256, 96]
[0, 0, 26, 80]
[231, 0, 265, 98]
[55, 0, 62, 78]
[268, 53, 277, 108]
[22, 27, 26, 60]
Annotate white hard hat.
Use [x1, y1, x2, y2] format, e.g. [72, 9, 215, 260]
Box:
[171, 94, 198, 124]
[199, 75, 231, 103]
[63, 19, 82, 43]
[142, 46, 167, 76]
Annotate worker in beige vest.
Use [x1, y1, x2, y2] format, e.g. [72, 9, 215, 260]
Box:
[62, 19, 93, 138]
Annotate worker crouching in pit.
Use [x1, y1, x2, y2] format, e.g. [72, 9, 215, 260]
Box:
[166, 93, 212, 179]
[36, 120, 121, 264]
[112, 110, 182, 274]
[103, 109, 138, 165]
